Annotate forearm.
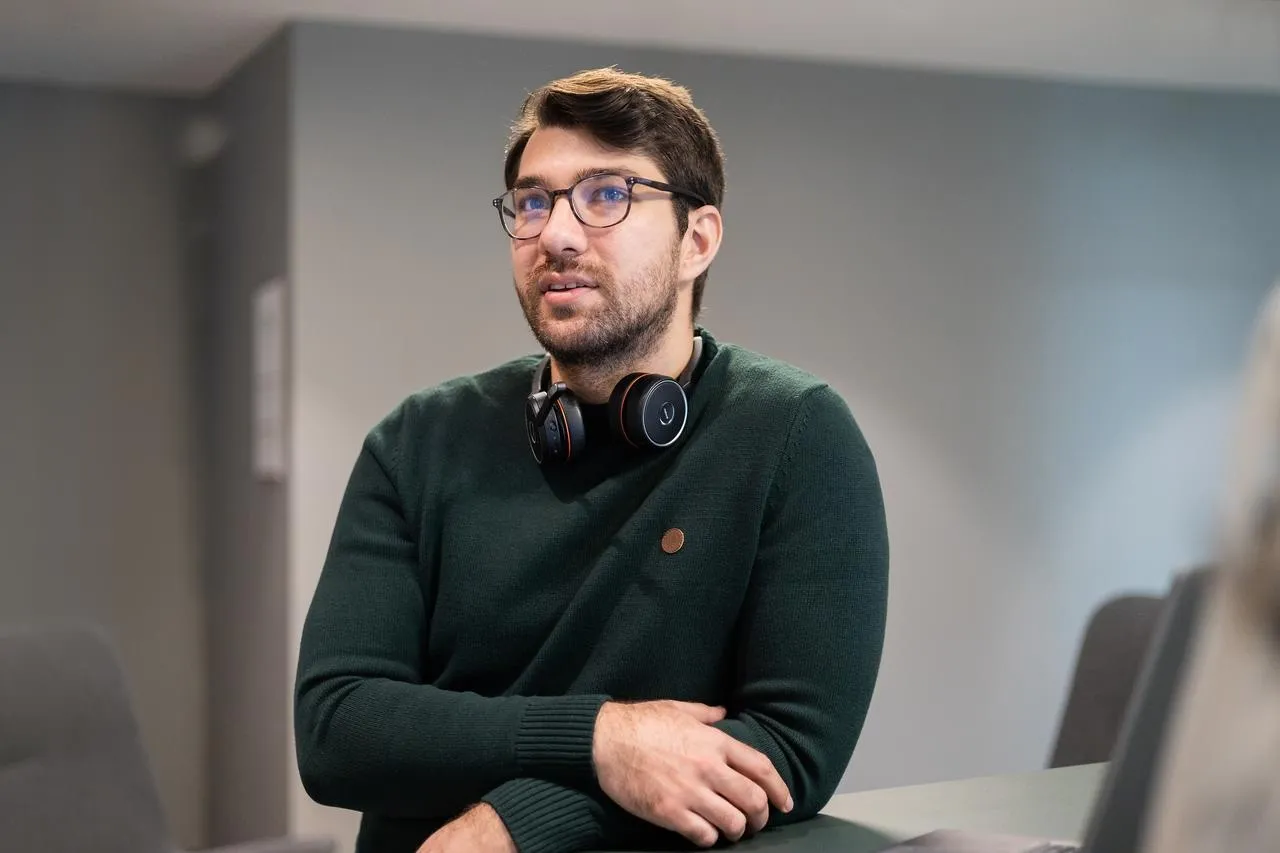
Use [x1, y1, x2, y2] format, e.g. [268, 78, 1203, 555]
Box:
[295, 672, 608, 816]
[293, 423, 608, 816]
[712, 596, 884, 821]
[717, 383, 890, 821]
[482, 778, 676, 853]
[713, 704, 864, 823]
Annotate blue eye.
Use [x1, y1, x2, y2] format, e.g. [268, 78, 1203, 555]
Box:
[518, 194, 549, 212]
[591, 186, 628, 204]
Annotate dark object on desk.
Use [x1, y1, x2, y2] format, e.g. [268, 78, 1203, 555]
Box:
[878, 566, 1210, 853]
[0, 625, 336, 853]
[1048, 592, 1168, 768]
[584, 814, 900, 853]
[735, 815, 899, 850]
[882, 830, 1079, 851]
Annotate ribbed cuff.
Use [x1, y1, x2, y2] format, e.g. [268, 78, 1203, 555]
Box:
[482, 778, 606, 853]
[515, 694, 610, 785]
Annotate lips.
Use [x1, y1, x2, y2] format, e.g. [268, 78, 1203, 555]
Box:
[538, 274, 597, 294]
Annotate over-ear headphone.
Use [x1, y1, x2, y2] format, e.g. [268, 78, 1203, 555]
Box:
[525, 337, 703, 465]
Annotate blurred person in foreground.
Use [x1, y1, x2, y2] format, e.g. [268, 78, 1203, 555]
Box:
[293, 67, 890, 853]
[1141, 278, 1280, 853]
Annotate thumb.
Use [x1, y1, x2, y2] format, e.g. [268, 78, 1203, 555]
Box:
[668, 701, 727, 723]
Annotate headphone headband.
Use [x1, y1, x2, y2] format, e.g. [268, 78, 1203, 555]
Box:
[531, 335, 704, 394]
[678, 335, 704, 387]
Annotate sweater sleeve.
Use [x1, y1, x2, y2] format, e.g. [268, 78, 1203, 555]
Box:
[293, 419, 610, 818]
[713, 383, 890, 824]
[481, 778, 678, 853]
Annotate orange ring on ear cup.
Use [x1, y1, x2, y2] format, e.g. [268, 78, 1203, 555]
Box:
[612, 374, 647, 448]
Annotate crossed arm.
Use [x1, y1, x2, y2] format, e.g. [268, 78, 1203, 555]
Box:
[293, 385, 889, 851]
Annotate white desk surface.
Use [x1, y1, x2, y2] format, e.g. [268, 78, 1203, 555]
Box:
[603, 762, 1107, 852]
[818, 762, 1107, 847]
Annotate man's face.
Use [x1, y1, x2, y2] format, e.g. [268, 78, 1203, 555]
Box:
[509, 126, 686, 370]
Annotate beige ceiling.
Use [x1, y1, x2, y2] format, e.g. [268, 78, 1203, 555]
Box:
[3, 0, 1280, 94]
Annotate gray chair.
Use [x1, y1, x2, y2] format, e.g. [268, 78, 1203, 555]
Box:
[0, 624, 335, 853]
[1047, 591, 1169, 768]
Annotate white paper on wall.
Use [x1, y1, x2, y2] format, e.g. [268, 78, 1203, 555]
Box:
[252, 277, 287, 481]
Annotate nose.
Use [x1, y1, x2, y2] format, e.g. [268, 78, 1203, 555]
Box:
[537, 195, 588, 258]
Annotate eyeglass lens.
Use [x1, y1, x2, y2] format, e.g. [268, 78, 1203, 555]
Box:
[501, 174, 632, 238]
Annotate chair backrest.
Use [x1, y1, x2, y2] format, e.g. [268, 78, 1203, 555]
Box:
[0, 625, 173, 853]
[1048, 591, 1169, 768]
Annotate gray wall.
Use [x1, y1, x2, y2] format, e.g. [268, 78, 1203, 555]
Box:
[0, 82, 207, 848]
[6, 19, 1278, 853]
[286, 21, 1280, 848]
[199, 29, 293, 846]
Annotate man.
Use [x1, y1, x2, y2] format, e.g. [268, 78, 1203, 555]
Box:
[293, 67, 890, 853]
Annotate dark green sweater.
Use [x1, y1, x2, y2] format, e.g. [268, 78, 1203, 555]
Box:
[293, 329, 889, 853]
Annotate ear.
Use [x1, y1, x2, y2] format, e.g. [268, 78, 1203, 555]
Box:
[679, 205, 723, 284]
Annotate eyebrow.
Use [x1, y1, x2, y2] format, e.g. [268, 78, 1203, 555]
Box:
[512, 165, 642, 191]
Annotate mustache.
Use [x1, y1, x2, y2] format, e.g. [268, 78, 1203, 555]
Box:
[528, 257, 609, 285]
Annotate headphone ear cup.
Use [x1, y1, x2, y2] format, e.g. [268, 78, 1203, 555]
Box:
[609, 373, 689, 450]
[526, 391, 585, 464]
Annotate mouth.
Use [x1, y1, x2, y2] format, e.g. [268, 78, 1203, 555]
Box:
[538, 274, 598, 295]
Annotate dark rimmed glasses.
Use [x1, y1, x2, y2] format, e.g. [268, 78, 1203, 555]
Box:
[492, 172, 711, 240]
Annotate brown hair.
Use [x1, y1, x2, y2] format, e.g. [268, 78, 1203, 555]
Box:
[503, 67, 726, 321]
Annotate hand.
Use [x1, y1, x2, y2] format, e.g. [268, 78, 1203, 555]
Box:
[592, 700, 793, 847]
[416, 803, 516, 853]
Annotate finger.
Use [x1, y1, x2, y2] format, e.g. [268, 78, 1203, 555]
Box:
[726, 741, 793, 813]
[667, 701, 726, 724]
[690, 789, 750, 843]
[665, 809, 720, 849]
[707, 764, 770, 834]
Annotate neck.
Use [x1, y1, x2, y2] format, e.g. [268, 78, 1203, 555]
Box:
[551, 328, 697, 404]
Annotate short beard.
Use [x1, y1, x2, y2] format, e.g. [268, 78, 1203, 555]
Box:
[519, 243, 682, 376]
